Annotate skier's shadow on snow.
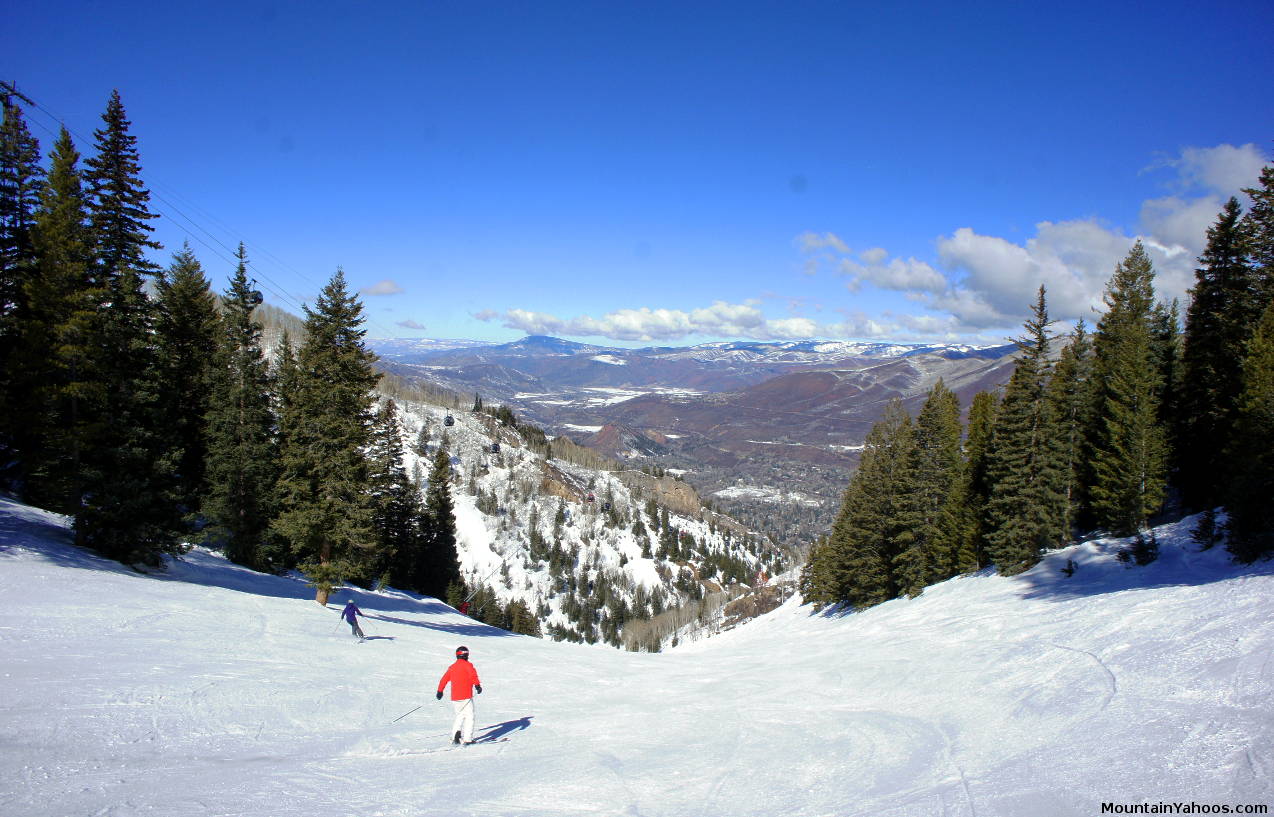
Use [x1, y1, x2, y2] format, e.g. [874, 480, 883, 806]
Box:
[473, 716, 533, 743]
[369, 613, 519, 638]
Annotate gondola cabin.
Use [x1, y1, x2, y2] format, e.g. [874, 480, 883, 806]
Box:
[491, 442, 501, 454]
[247, 290, 263, 306]
[444, 414, 455, 427]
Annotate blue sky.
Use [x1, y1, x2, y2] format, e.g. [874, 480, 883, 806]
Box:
[9, 0, 1273, 345]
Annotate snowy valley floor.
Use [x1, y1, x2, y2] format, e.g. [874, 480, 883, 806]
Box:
[2, 495, 1272, 817]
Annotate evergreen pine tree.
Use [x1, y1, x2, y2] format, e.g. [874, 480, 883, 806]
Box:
[1177, 199, 1258, 509]
[1088, 242, 1169, 537]
[154, 243, 219, 518]
[204, 245, 278, 569]
[12, 128, 94, 510]
[367, 399, 423, 588]
[1224, 301, 1274, 562]
[272, 270, 380, 603]
[75, 93, 180, 563]
[84, 91, 160, 278]
[983, 286, 1067, 574]
[1045, 321, 1095, 539]
[958, 390, 998, 570]
[894, 380, 962, 595]
[810, 400, 915, 608]
[1241, 163, 1274, 301]
[417, 446, 462, 600]
[0, 101, 44, 455]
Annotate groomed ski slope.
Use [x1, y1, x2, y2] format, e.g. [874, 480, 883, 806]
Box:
[2, 495, 1271, 817]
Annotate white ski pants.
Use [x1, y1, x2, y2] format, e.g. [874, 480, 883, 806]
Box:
[451, 698, 475, 743]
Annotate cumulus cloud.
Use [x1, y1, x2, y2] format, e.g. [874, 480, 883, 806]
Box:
[838, 252, 947, 294]
[361, 279, 404, 296]
[799, 143, 1267, 334]
[478, 301, 832, 342]
[795, 231, 849, 253]
[1153, 143, 1269, 197]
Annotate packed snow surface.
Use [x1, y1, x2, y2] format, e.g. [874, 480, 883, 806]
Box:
[2, 496, 1272, 816]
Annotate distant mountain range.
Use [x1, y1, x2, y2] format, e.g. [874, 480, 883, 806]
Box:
[370, 334, 1019, 546]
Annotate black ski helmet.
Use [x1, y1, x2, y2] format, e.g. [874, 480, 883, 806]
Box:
[456, 645, 469, 659]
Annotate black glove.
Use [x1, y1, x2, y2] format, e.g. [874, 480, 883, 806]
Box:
[475, 684, 482, 694]
[435, 691, 443, 700]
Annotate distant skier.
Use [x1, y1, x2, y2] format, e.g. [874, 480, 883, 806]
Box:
[436, 645, 483, 745]
[340, 599, 365, 640]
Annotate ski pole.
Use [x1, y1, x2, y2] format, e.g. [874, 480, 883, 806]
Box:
[391, 705, 422, 724]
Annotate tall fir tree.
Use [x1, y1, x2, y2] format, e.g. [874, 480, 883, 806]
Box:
[1224, 301, 1274, 562]
[154, 243, 219, 518]
[0, 101, 44, 446]
[894, 380, 962, 595]
[84, 90, 160, 278]
[983, 286, 1067, 574]
[1177, 199, 1258, 509]
[12, 128, 94, 510]
[958, 390, 998, 570]
[204, 245, 279, 569]
[1045, 320, 1095, 539]
[1241, 163, 1274, 301]
[272, 269, 380, 603]
[417, 445, 462, 600]
[806, 400, 915, 608]
[366, 399, 423, 588]
[1087, 242, 1169, 537]
[74, 90, 181, 563]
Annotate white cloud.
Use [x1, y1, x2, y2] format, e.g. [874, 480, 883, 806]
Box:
[839, 143, 1267, 332]
[479, 301, 838, 342]
[838, 254, 947, 294]
[361, 279, 404, 296]
[795, 231, 849, 254]
[1155, 143, 1268, 196]
[396, 319, 427, 331]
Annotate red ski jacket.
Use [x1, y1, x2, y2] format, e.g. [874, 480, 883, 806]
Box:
[437, 659, 482, 701]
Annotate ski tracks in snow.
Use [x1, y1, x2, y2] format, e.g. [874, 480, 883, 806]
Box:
[1047, 642, 1118, 712]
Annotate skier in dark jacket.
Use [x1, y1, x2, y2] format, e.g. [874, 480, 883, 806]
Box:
[341, 600, 365, 639]
[437, 645, 482, 744]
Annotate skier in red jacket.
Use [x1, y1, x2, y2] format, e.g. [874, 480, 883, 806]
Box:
[436, 645, 483, 745]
